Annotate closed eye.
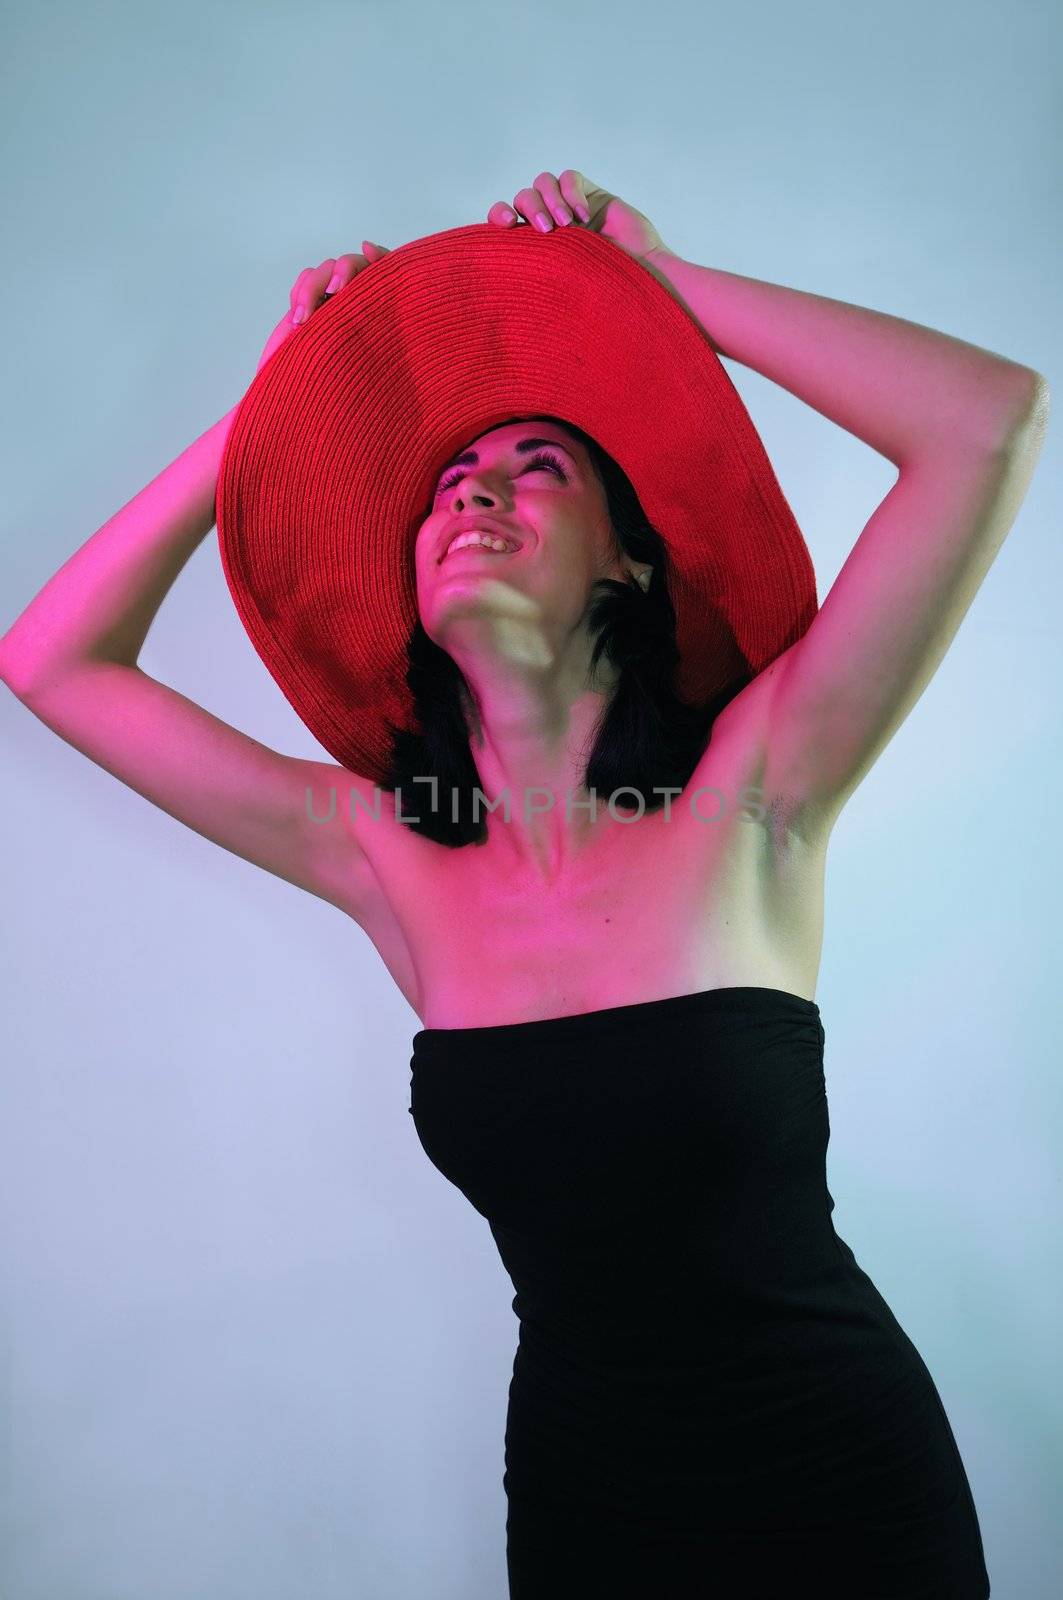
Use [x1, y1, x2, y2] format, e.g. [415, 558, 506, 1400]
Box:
[435, 450, 568, 496]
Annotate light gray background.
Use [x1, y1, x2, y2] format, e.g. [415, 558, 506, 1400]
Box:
[2, 1, 1059, 1596]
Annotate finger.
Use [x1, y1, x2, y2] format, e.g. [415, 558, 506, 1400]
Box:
[558, 168, 594, 224]
[289, 265, 316, 312]
[487, 201, 518, 227]
[512, 184, 562, 232]
[323, 252, 362, 294]
[291, 258, 337, 323]
[324, 248, 384, 296]
[532, 170, 575, 226]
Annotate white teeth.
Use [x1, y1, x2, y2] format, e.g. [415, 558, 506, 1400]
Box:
[445, 531, 518, 558]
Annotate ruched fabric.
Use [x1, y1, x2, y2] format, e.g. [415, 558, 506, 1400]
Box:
[409, 986, 990, 1598]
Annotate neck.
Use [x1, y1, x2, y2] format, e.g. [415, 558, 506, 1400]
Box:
[458, 651, 624, 881]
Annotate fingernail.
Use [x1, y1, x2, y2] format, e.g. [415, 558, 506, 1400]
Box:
[292, 305, 307, 325]
[325, 274, 341, 293]
[499, 206, 515, 222]
[534, 212, 551, 232]
[577, 205, 591, 223]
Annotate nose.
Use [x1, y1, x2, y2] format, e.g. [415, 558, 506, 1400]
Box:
[455, 488, 499, 510]
[446, 463, 509, 512]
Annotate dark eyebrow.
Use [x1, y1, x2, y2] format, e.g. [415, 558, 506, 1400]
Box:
[436, 435, 578, 479]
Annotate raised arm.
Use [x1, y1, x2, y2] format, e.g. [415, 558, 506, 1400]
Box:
[0, 402, 372, 920]
[644, 246, 1049, 835]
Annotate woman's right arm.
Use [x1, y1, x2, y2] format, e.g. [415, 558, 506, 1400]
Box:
[0, 404, 374, 921]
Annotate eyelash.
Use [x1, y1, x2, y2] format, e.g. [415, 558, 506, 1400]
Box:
[436, 450, 568, 495]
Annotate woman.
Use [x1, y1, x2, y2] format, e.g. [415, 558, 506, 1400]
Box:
[0, 167, 1047, 1596]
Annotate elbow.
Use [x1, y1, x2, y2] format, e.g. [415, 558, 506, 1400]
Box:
[0, 638, 20, 692]
[0, 638, 64, 702]
[0, 625, 39, 698]
[1000, 368, 1051, 460]
[964, 365, 1050, 458]
[0, 649, 36, 701]
[1027, 369, 1051, 425]
[1000, 365, 1050, 438]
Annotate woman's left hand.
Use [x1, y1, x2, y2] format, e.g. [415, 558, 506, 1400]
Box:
[486, 168, 673, 267]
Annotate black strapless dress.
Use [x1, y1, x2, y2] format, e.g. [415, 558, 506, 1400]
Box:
[408, 986, 990, 1598]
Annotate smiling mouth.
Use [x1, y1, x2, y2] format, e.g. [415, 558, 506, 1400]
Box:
[440, 525, 525, 562]
[441, 545, 522, 566]
[446, 545, 518, 558]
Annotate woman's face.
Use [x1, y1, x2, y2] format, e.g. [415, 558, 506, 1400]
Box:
[413, 420, 620, 655]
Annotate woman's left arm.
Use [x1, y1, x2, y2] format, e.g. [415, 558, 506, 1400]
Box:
[645, 246, 1050, 832]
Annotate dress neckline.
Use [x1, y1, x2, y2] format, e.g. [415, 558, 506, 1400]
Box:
[412, 984, 820, 1046]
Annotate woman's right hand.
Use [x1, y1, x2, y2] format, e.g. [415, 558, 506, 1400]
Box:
[255, 240, 391, 376]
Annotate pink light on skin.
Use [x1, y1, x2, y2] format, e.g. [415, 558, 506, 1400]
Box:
[411, 419, 652, 874]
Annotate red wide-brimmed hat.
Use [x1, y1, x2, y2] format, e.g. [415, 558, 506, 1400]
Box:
[216, 222, 818, 786]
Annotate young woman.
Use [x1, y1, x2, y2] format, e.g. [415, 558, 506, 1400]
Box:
[1, 167, 1047, 1597]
